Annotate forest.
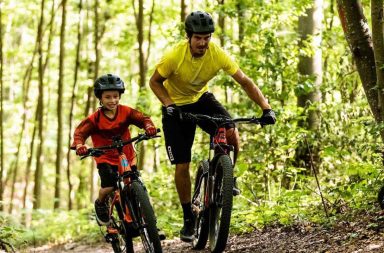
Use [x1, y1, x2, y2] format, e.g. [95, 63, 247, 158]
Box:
[0, 0, 384, 252]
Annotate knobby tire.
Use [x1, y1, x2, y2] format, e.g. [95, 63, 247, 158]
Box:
[129, 181, 162, 253]
[209, 154, 233, 253]
[192, 160, 210, 250]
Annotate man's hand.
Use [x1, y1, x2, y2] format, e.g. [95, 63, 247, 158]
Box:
[145, 124, 157, 136]
[76, 144, 88, 156]
[166, 104, 182, 121]
[260, 109, 276, 125]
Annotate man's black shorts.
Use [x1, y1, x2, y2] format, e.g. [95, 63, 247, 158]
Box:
[162, 92, 233, 164]
[97, 163, 118, 188]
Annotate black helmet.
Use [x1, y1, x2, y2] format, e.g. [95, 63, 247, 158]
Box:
[185, 11, 215, 34]
[94, 73, 125, 99]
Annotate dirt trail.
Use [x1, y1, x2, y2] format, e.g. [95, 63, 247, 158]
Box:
[25, 210, 384, 253]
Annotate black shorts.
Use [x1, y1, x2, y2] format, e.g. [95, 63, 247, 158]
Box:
[97, 163, 118, 188]
[162, 92, 233, 164]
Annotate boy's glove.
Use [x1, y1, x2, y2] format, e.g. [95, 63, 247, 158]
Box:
[259, 109, 276, 125]
[166, 104, 182, 121]
[76, 144, 88, 156]
[144, 124, 157, 136]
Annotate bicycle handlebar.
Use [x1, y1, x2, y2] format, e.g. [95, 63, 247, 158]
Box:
[72, 129, 161, 160]
[182, 112, 261, 125]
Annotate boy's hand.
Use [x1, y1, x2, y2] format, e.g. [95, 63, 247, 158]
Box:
[145, 124, 157, 136]
[76, 144, 88, 156]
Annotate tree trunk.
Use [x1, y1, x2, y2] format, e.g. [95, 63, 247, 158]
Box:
[294, 0, 323, 173]
[54, 0, 67, 210]
[371, 0, 384, 124]
[337, 0, 383, 140]
[0, 0, 4, 212]
[33, 0, 46, 210]
[66, 0, 83, 210]
[181, 0, 187, 22]
[133, 0, 155, 169]
[236, 0, 246, 57]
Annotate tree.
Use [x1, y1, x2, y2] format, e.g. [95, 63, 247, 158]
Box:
[337, 0, 384, 141]
[54, 0, 67, 209]
[132, 0, 155, 169]
[66, 0, 84, 210]
[295, 0, 323, 171]
[0, 0, 4, 212]
[33, 0, 46, 210]
[371, 0, 384, 124]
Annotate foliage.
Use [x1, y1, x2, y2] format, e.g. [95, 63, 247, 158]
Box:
[1, 0, 383, 250]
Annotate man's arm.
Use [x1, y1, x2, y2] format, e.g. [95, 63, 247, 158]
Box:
[149, 69, 174, 107]
[231, 69, 271, 110]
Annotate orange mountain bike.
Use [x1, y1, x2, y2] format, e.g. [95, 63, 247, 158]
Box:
[76, 131, 163, 253]
[183, 113, 261, 253]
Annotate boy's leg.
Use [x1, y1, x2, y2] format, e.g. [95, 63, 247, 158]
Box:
[95, 164, 118, 226]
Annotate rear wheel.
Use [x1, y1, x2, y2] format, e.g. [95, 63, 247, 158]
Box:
[209, 155, 233, 253]
[129, 181, 162, 253]
[192, 160, 210, 250]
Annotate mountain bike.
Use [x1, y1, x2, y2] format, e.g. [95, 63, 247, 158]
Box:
[183, 113, 261, 253]
[75, 131, 163, 253]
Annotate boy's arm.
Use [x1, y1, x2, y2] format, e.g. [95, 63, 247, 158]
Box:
[129, 109, 157, 136]
[71, 118, 94, 148]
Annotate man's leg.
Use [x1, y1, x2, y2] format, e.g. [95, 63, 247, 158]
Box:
[175, 162, 195, 242]
[175, 163, 191, 203]
[226, 127, 240, 164]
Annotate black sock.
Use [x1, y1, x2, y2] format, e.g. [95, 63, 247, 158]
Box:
[181, 202, 193, 221]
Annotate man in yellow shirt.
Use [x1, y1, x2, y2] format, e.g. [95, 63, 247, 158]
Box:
[149, 11, 276, 242]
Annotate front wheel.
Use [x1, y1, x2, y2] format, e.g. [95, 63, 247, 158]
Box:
[192, 160, 210, 250]
[209, 155, 233, 253]
[129, 181, 162, 253]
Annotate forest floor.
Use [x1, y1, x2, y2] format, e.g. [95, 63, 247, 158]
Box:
[24, 209, 384, 253]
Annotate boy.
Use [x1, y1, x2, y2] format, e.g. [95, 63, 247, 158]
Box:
[72, 73, 157, 225]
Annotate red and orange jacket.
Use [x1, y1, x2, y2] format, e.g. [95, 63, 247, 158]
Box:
[72, 105, 155, 166]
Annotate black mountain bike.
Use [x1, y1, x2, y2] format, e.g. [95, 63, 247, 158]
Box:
[74, 132, 163, 253]
[183, 113, 261, 253]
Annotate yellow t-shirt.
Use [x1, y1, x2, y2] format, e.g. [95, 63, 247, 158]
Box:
[156, 40, 239, 105]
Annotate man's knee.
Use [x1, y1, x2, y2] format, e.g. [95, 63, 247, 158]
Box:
[226, 128, 240, 150]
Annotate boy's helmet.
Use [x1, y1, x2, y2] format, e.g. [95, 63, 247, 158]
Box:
[94, 73, 125, 99]
[185, 11, 215, 34]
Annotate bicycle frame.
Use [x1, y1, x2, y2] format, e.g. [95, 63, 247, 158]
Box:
[109, 151, 134, 224]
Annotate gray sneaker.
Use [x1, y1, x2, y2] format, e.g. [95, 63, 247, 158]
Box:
[94, 199, 110, 226]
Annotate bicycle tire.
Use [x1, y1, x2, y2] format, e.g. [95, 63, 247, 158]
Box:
[209, 154, 233, 253]
[128, 181, 162, 253]
[192, 160, 210, 250]
[378, 186, 384, 209]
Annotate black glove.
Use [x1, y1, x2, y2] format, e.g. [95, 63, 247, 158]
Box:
[166, 104, 182, 121]
[260, 109, 276, 125]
